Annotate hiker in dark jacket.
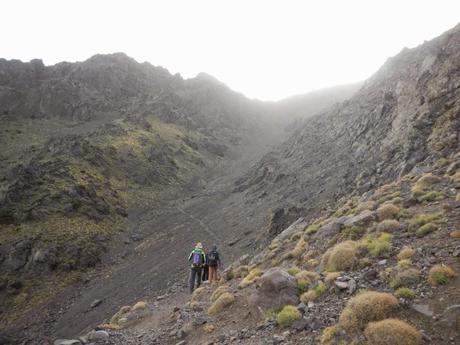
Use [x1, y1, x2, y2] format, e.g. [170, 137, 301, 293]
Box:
[188, 242, 206, 293]
[207, 244, 222, 284]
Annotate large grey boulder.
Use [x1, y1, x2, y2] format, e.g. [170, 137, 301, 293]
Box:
[248, 268, 299, 316]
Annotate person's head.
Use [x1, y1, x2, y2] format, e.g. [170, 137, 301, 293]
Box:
[196, 242, 203, 249]
[212, 244, 217, 251]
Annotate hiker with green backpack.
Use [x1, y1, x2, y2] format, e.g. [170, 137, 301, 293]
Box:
[188, 242, 206, 293]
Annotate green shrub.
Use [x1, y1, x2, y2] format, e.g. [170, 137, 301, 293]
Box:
[417, 191, 445, 202]
[314, 281, 327, 297]
[321, 240, 358, 271]
[305, 222, 322, 234]
[416, 223, 438, 237]
[276, 305, 301, 328]
[394, 287, 415, 299]
[361, 233, 392, 257]
[287, 267, 300, 276]
[428, 264, 456, 286]
[408, 212, 444, 231]
[377, 204, 400, 220]
[377, 219, 400, 232]
[364, 318, 421, 345]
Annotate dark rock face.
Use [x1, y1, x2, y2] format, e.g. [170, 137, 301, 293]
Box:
[248, 268, 299, 315]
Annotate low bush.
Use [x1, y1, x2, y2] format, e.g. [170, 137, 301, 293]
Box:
[397, 247, 415, 260]
[325, 272, 341, 284]
[364, 318, 421, 345]
[390, 268, 421, 288]
[295, 270, 319, 293]
[428, 264, 456, 286]
[394, 287, 415, 299]
[287, 267, 300, 276]
[377, 219, 400, 232]
[276, 305, 301, 328]
[377, 203, 400, 220]
[207, 292, 235, 315]
[417, 191, 445, 202]
[361, 233, 392, 257]
[300, 290, 317, 304]
[211, 285, 231, 302]
[238, 268, 262, 289]
[355, 200, 377, 213]
[408, 212, 445, 231]
[338, 291, 399, 332]
[321, 241, 358, 271]
[416, 222, 437, 237]
[289, 238, 307, 259]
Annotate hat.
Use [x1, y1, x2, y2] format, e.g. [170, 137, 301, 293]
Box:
[196, 242, 203, 249]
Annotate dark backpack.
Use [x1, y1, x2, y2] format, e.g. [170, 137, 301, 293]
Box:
[208, 250, 219, 266]
[192, 251, 203, 266]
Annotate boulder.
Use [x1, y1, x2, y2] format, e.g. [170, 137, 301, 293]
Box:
[342, 210, 376, 227]
[87, 330, 109, 342]
[439, 304, 460, 329]
[248, 268, 299, 315]
[274, 218, 307, 242]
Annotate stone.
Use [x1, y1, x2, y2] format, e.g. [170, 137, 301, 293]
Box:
[54, 340, 82, 345]
[411, 304, 434, 317]
[273, 335, 285, 344]
[248, 268, 299, 315]
[335, 281, 348, 289]
[87, 330, 109, 341]
[347, 278, 357, 294]
[342, 210, 376, 227]
[292, 318, 309, 331]
[378, 259, 387, 265]
[274, 218, 308, 242]
[175, 341, 187, 345]
[90, 299, 102, 308]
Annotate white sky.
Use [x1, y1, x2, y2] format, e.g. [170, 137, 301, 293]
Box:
[1, 0, 459, 100]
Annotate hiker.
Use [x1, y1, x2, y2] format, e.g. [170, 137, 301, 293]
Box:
[188, 242, 206, 293]
[207, 244, 222, 284]
[202, 255, 209, 282]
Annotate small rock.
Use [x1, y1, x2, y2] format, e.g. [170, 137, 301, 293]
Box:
[335, 281, 348, 290]
[348, 278, 357, 294]
[175, 341, 187, 345]
[54, 340, 82, 345]
[439, 304, 460, 328]
[378, 259, 387, 265]
[87, 330, 109, 341]
[273, 335, 285, 344]
[411, 304, 434, 317]
[292, 318, 309, 331]
[90, 299, 102, 308]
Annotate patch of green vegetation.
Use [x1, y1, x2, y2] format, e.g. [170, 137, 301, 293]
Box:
[361, 233, 392, 257]
[342, 225, 365, 240]
[417, 191, 445, 202]
[287, 267, 300, 276]
[394, 287, 416, 299]
[314, 281, 327, 297]
[416, 223, 438, 237]
[408, 212, 445, 232]
[277, 305, 301, 328]
[305, 222, 322, 234]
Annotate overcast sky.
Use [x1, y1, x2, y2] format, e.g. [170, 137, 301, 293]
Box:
[2, 1, 459, 100]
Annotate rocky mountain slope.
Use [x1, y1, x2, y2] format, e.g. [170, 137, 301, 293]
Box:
[38, 23, 460, 345]
[233, 23, 460, 246]
[0, 53, 358, 343]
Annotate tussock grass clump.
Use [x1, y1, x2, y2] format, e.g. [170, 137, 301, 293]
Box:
[390, 268, 421, 288]
[355, 200, 377, 213]
[396, 259, 412, 269]
[211, 285, 231, 302]
[132, 301, 148, 311]
[305, 222, 322, 235]
[319, 326, 341, 345]
[110, 305, 131, 325]
[191, 287, 207, 303]
[377, 203, 400, 220]
[417, 191, 445, 202]
[325, 272, 341, 284]
[295, 270, 319, 292]
[428, 264, 456, 286]
[416, 222, 438, 237]
[397, 247, 415, 260]
[321, 241, 358, 271]
[238, 268, 262, 289]
[276, 305, 301, 328]
[287, 267, 300, 276]
[394, 287, 415, 299]
[341, 225, 365, 240]
[364, 318, 421, 345]
[377, 219, 400, 232]
[207, 292, 235, 315]
[300, 281, 327, 303]
[233, 265, 250, 278]
[456, 193, 460, 202]
[361, 233, 392, 257]
[408, 212, 444, 231]
[338, 291, 398, 332]
[289, 238, 307, 259]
